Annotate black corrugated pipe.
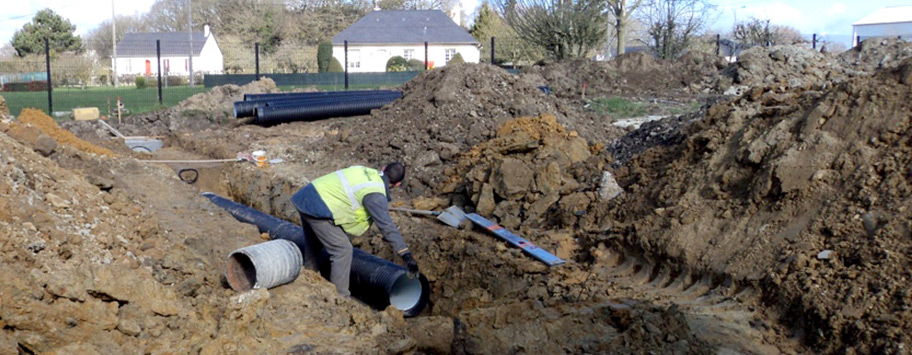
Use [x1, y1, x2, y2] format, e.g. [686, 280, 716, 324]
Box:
[253, 94, 401, 126]
[243, 89, 399, 102]
[202, 192, 430, 317]
[234, 91, 402, 118]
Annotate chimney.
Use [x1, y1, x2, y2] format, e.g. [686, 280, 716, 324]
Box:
[204, 24, 210, 37]
[449, 4, 461, 26]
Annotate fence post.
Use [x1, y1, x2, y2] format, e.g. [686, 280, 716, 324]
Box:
[45, 38, 52, 115]
[716, 34, 720, 56]
[255, 42, 260, 81]
[344, 40, 349, 90]
[157, 40, 163, 105]
[424, 42, 429, 70]
[812, 34, 817, 50]
[490, 37, 495, 64]
[856, 35, 861, 47]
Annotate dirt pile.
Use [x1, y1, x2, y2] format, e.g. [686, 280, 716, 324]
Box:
[838, 37, 912, 72]
[595, 58, 912, 353]
[721, 45, 852, 92]
[521, 51, 726, 98]
[435, 114, 609, 234]
[13, 108, 115, 157]
[336, 63, 624, 196]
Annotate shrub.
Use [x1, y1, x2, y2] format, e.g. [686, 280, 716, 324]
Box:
[448, 53, 465, 65]
[135, 76, 147, 89]
[407, 59, 426, 71]
[318, 41, 333, 73]
[386, 56, 409, 72]
[328, 57, 344, 72]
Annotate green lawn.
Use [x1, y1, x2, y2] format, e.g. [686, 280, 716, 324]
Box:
[3, 86, 209, 118]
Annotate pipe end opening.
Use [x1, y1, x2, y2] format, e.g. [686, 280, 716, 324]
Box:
[226, 252, 257, 291]
[390, 273, 428, 316]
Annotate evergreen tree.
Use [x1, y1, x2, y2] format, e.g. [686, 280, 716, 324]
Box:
[318, 41, 333, 72]
[11, 9, 83, 56]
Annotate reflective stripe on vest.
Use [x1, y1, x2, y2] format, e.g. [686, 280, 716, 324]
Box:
[336, 170, 385, 211]
[312, 166, 387, 236]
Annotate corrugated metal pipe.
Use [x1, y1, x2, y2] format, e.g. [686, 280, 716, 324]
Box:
[202, 192, 430, 317]
[252, 94, 402, 126]
[233, 90, 402, 118]
[226, 239, 302, 291]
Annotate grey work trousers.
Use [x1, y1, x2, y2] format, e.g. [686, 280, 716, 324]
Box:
[300, 214, 354, 297]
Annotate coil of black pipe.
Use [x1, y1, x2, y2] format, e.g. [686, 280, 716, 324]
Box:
[202, 192, 430, 317]
[234, 91, 402, 118]
[253, 94, 401, 126]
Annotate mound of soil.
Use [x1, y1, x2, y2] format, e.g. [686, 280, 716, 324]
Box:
[337, 63, 624, 196]
[722, 45, 851, 91]
[598, 58, 912, 353]
[838, 37, 912, 72]
[521, 51, 726, 98]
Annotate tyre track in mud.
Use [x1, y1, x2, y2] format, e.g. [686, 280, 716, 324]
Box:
[588, 246, 803, 354]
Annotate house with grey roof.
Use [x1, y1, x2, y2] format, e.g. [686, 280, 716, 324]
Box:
[114, 25, 223, 78]
[332, 10, 480, 73]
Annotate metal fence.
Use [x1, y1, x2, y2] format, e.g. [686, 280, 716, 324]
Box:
[0, 33, 895, 118]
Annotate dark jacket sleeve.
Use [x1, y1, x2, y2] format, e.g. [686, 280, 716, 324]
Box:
[362, 192, 409, 255]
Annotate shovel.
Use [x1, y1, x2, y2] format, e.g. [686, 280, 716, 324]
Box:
[390, 206, 467, 228]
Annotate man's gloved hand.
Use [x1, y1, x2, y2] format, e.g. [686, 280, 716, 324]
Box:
[401, 252, 420, 279]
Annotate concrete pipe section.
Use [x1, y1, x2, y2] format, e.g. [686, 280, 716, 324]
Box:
[226, 239, 303, 291]
[203, 192, 430, 316]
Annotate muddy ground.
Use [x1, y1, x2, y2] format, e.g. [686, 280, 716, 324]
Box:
[2, 39, 911, 354]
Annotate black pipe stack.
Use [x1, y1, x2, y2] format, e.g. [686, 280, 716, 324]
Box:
[232, 89, 402, 126]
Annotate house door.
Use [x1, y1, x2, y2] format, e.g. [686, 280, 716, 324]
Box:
[145, 60, 151, 76]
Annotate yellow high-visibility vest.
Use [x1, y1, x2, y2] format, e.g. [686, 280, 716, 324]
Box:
[312, 166, 386, 236]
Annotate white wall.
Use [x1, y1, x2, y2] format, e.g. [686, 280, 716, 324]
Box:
[853, 22, 912, 46]
[332, 44, 480, 73]
[197, 36, 224, 74]
[115, 36, 224, 76]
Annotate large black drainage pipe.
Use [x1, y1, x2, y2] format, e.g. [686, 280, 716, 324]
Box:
[243, 89, 400, 102]
[253, 95, 401, 126]
[234, 91, 402, 118]
[202, 192, 430, 317]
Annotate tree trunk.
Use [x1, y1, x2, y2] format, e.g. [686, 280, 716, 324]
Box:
[615, 1, 626, 56]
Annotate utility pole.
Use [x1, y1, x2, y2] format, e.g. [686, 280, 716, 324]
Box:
[188, 0, 194, 87]
[111, 0, 118, 87]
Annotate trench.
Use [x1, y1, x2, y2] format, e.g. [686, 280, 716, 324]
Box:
[158, 146, 801, 354]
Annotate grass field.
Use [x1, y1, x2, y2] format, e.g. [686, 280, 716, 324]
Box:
[2, 83, 396, 119]
[2, 86, 210, 118]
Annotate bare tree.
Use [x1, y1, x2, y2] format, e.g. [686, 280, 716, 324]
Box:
[607, 0, 644, 56]
[733, 17, 806, 47]
[496, 0, 608, 60]
[638, 0, 715, 59]
[85, 15, 149, 61]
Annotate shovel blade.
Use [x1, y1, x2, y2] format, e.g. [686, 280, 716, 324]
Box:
[436, 206, 466, 228]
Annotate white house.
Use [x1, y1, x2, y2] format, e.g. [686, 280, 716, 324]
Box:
[332, 10, 480, 73]
[115, 25, 223, 77]
[852, 5, 912, 46]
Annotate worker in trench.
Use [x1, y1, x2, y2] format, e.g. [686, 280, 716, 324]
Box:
[291, 162, 419, 297]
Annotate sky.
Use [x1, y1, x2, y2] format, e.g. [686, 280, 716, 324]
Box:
[1, 0, 908, 49]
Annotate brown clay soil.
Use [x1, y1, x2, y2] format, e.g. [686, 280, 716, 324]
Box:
[3, 39, 912, 354]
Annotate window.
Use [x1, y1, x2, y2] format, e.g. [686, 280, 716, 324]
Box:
[125, 59, 131, 73]
[445, 49, 456, 63]
[403, 49, 414, 60]
[348, 50, 361, 68]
